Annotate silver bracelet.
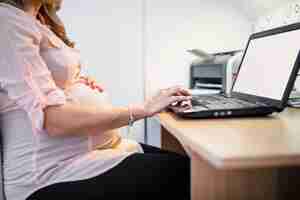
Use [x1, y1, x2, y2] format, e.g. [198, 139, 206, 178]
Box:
[127, 105, 134, 137]
[128, 105, 135, 126]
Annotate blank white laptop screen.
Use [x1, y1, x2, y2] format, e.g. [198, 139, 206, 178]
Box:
[233, 29, 300, 100]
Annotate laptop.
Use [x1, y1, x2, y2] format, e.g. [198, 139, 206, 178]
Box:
[172, 23, 300, 119]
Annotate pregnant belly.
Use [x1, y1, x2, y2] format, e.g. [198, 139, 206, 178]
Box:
[66, 83, 110, 106]
[66, 83, 122, 150]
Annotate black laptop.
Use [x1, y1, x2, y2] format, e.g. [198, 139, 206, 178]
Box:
[172, 23, 300, 119]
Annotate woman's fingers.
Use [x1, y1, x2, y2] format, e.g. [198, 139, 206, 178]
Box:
[170, 105, 191, 113]
[165, 86, 191, 97]
[177, 87, 191, 96]
[86, 76, 96, 88]
[168, 95, 192, 105]
[95, 85, 104, 92]
[78, 76, 104, 92]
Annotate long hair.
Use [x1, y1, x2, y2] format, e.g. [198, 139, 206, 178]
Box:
[37, 5, 75, 48]
[0, 0, 75, 48]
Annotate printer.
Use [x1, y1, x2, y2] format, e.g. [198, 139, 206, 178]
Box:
[189, 49, 243, 96]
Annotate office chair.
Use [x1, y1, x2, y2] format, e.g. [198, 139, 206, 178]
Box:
[0, 125, 6, 200]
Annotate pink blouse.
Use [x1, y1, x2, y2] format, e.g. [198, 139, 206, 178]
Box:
[0, 3, 142, 200]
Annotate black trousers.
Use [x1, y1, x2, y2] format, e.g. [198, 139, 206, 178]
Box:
[26, 144, 191, 200]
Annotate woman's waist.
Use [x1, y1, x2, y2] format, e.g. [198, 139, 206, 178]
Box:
[4, 137, 90, 184]
[4, 132, 90, 164]
[1, 109, 90, 167]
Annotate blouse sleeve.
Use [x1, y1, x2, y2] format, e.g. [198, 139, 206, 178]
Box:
[0, 19, 66, 132]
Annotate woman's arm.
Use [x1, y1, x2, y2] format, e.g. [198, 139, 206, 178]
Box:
[44, 86, 191, 137]
[44, 103, 144, 137]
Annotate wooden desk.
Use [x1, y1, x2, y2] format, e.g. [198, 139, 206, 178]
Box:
[156, 108, 300, 200]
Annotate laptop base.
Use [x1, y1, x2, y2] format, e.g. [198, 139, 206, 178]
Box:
[173, 106, 275, 119]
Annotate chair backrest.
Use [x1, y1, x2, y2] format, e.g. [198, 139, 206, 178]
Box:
[0, 124, 6, 200]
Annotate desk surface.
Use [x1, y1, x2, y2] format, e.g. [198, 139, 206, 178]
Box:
[157, 108, 300, 170]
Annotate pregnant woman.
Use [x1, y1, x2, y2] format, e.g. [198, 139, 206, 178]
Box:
[0, 0, 192, 200]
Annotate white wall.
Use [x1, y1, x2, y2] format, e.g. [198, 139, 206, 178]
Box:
[253, 0, 300, 90]
[144, 0, 252, 146]
[231, 0, 295, 21]
[144, 0, 252, 98]
[254, 1, 300, 32]
[58, 0, 145, 142]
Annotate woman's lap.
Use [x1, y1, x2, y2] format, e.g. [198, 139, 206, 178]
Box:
[26, 144, 190, 200]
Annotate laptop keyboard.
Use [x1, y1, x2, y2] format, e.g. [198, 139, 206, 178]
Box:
[188, 95, 263, 111]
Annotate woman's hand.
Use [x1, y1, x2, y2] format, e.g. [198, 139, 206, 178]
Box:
[78, 76, 104, 92]
[142, 86, 192, 117]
